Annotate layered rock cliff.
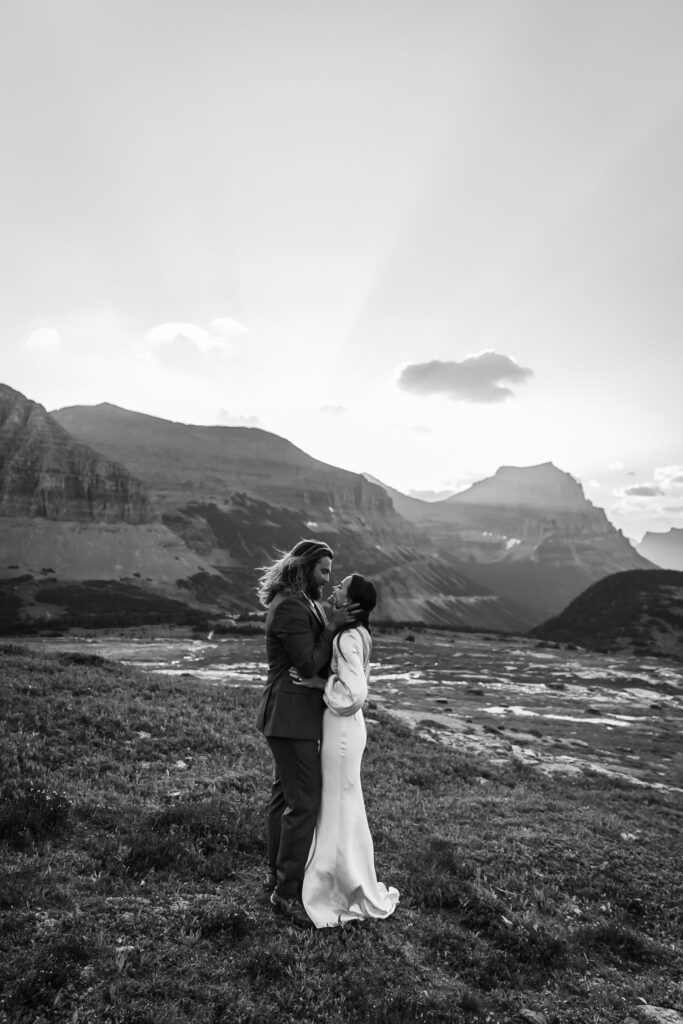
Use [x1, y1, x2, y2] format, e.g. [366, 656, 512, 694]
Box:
[0, 387, 213, 625]
[0, 385, 150, 524]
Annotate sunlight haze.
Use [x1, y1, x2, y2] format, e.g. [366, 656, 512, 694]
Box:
[2, 0, 682, 541]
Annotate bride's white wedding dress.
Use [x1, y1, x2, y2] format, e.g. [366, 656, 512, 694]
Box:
[302, 625, 399, 929]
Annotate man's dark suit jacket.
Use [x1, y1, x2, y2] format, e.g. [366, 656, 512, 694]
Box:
[256, 593, 334, 741]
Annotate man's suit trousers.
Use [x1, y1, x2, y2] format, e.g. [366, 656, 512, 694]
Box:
[266, 736, 321, 899]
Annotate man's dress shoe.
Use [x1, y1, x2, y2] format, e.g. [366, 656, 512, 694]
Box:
[270, 890, 314, 929]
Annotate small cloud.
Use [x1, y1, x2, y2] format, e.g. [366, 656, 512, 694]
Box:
[654, 465, 683, 489]
[585, 480, 601, 489]
[147, 321, 240, 353]
[397, 350, 533, 403]
[26, 327, 61, 350]
[145, 320, 241, 376]
[617, 466, 683, 501]
[622, 485, 664, 497]
[319, 405, 347, 416]
[147, 322, 208, 347]
[216, 408, 262, 427]
[607, 461, 625, 472]
[209, 317, 249, 339]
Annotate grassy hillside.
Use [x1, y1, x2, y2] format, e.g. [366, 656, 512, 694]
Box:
[0, 645, 681, 1024]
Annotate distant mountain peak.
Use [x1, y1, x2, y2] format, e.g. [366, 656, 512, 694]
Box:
[446, 462, 587, 509]
[636, 527, 683, 571]
[0, 382, 30, 401]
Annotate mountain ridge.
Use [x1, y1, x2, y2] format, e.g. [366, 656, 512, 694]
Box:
[1, 384, 536, 632]
[0, 383, 666, 637]
[52, 401, 401, 525]
[363, 464, 653, 618]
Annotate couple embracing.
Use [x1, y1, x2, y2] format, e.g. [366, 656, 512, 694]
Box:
[255, 539, 399, 930]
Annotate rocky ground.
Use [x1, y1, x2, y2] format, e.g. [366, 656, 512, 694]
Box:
[22, 627, 683, 793]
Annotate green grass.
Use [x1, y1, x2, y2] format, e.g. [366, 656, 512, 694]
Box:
[0, 644, 681, 1023]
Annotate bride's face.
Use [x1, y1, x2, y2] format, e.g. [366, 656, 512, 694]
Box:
[331, 576, 352, 608]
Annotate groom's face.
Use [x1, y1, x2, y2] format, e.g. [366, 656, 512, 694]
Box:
[307, 556, 332, 601]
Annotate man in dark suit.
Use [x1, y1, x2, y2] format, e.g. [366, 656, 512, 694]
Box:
[256, 539, 357, 927]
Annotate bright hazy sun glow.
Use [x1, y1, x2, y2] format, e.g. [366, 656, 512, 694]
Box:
[1, 1, 682, 542]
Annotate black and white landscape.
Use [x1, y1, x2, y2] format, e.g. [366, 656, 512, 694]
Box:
[4, 382, 682, 665]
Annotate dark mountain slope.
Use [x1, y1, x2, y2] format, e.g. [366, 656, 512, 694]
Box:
[530, 569, 683, 662]
[52, 403, 398, 527]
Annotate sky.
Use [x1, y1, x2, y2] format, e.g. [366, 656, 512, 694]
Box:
[1, 0, 682, 543]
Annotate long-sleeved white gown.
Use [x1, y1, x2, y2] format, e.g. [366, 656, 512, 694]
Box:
[302, 626, 399, 929]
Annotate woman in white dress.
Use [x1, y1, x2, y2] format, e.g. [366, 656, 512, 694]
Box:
[302, 574, 399, 929]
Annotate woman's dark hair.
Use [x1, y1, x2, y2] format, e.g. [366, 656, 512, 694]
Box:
[340, 573, 377, 635]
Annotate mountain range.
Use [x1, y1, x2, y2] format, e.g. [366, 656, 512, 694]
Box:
[0, 382, 658, 636]
[365, 463, 653, 618]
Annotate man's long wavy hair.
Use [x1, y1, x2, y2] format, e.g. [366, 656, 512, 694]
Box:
[256, 539, 334, 607]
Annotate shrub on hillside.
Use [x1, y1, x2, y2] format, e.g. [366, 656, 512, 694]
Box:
[116, 795, 265, 881]
[0, 783, 71, 849]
